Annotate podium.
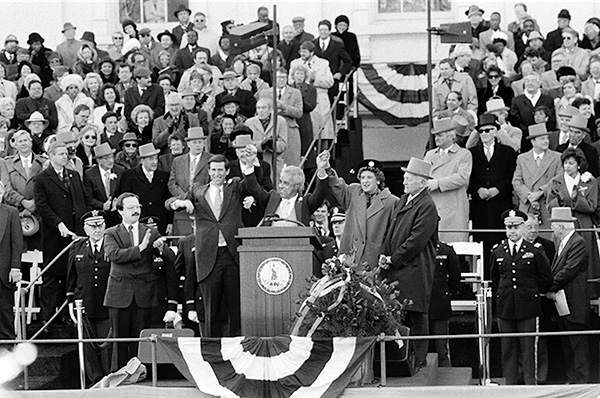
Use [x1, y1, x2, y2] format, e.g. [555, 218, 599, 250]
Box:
[237, 226, 318, 336]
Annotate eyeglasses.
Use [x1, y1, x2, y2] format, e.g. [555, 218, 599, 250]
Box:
[124, 143, 138, 148]
[113, 37, 123, 40]
[140, 33, 150, 37]
[83, 135, 96, 140]
[479, 128, 495, 133]
[488, 75, 501, 79]
[562, 36, 573, 40]
[123, 205, 142, 210]
[195, 19, 205, 23]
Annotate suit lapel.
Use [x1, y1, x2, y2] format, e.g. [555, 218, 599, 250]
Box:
[532, 152, 552, 185]
[197, 185, 217, 221]
[354, 192, 367, 237]
[49, 168, 69, 192]
[92, 167, 108, 201]
[11, 157, 27, 179]
[552, 234, 574, 273]
[194, 151, 211, 179]
[367, 191, 385, 219]
[115, 224, 131, 247]
[219, 183, 232, 220]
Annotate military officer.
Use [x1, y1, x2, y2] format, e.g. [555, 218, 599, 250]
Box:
[139, 216, 178, 328]
[322, 206, 345, 260]
[490, 209, 553, 385]
[66, 210, 111, 385]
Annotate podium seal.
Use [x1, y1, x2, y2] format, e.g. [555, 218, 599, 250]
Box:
[256, 257, 293, 295]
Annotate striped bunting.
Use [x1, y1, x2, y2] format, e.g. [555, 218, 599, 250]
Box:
[358, 63, 432, 126]
[158, 335, 376, 398]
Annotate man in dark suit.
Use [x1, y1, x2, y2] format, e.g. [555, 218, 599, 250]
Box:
[379, 157, 439, 370]
[83, 143, 125, 228]
[556, 114, 600, 177]
[169, 154, 250, 337]
[0, 34, 20, 80]
[279, 25, 300, 68]
[104, 193, 175, 370]
[173, 30, 210, 72]
[312, 19, 352, 103]
[292, 16, 315, 47]
[158, 134, 186, 173]
[545, 9, 572, 54]
[490, 209, 553, 385]
[510, 72, 556, 152]
[0, 181, 23, 340]
[547, 207, 590, 384]
[213, 70, 256, 119]
[116, 143, 173, 235]
[123, 66, 165, 124]
[429, 242, 460, 367]
[168, 127, 211, 236]
[468, 113, 517, 275]
[34, 141, 89, 328]
[171, 4, 194, 47]
[66, 210, 111, 384]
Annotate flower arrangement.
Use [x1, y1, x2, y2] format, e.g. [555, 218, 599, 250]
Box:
[290, 250, 408, 338]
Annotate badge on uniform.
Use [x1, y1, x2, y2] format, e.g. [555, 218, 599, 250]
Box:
[522, 252, 534, 259]
[75, 254, 84, 260]
[191, 247, 195, 252]
[436, 254, 448, 259]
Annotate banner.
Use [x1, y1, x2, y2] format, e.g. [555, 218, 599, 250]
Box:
[357, 63, 431, 127]
[157, 335, 376, 398]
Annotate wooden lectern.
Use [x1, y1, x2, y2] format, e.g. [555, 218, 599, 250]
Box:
[237, 226, 318, 336]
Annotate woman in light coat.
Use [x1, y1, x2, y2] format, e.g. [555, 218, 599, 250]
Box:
[55, 74, 95, 134]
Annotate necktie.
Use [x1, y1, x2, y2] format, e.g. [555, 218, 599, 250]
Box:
[535, 156, 541, 167]
[104, 170, 111, 198]
[278, 90, 282, 100]
[510, 244, 514, 257]
[146, 172, 153, 183]
[485, 147, 492, 161]
[128, 225, 135, 246]
[445, 79, 452, 89]
[558, 240, 565, 256]
[60, 169, 70, 189]
[140, 88, 146, 97]
[213, 188, 222, 217]
[250, 80, 257, 94]
[23, 158, 30, 178]
[321, 41, 326, 52]
[189, 155, 198, 185]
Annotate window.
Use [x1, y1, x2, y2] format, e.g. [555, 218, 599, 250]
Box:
[378, 0, 450, 13]
[119, 0, 189, 24]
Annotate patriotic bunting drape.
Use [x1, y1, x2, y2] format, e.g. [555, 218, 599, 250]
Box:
[357, 63, 432, 126]
[157, 335, 376, 398]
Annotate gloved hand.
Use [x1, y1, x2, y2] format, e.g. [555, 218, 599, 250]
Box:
[187, 310, 199, 323]
[163, 310, 177, 323]
[68, 302, 77, 324]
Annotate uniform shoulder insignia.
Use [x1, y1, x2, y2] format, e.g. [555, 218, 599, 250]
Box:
[534, 242, 542, 248]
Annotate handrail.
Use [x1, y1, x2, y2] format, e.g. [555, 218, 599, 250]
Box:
[298, 68, 357, 171]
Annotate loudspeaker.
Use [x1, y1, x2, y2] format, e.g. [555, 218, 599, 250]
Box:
[228, 22, 278, 55]
[438, 22, 472, 44]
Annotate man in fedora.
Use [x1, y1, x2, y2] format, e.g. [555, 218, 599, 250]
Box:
[465, 5, 490, 48]
[214, 69, 256, 119]
[123, 66, 165, 123]
[15, 79, 58, 132]
[172, 4, 194, 47]
[292, 16, 315, 46]
[0, 34, 20, 76]
[546, 9, 572, 54]
[547, 207, 590, 384]
[168, 127, 211, 236]
[0, 129, 45, 249]
[80, 31, 109, 61]
[116, 143, 172, 235]
[379, 156, 439, 370]
[138, 28, 161, 70]
[24, 111, 53, 155]
[423, 117, 472, 242]
[156, 30, 178, 64]
[512, 123, 562, 230]
[152, 92, 201, 154]
[556, 114, 600, 177]
[83, 143, 125, 228]
[0, 181, 23, 340]
[56, 22, 81, 70]
[467, 97, 522, 152]
[468, 113, 517, 273]
[490, 209, 552, 385]
[548, 105, 579, 151]
[27, 32, 53, 87]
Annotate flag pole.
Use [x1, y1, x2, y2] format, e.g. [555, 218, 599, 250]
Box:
[271, 4, 279, 180]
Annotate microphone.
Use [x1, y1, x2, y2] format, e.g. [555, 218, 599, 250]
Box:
[257, 214, 280, 227]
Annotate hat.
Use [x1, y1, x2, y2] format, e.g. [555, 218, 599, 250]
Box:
[61, 22, 76, 33]
[56, 131, 77, 144]
[567, 114, 590, 132]
[527, 123, 549, 139]
[335, 15, 349, 26]
[528, 31, 544, 41]
[20, 211, 39, 237]
[173, 4, 192, 18]
[558, 9, 571, 20]
[232, 134, 253, 148]
[122, 38, 141, 53]
[24, 111, 49, 128]
[4, 34, 18, 44]
[491, 31, 509, 44]
[476, 113, 500, 130]
[133, 66, 152, 78]
[179, 86, 196, 98]
[157, 30, 176, 42]
[118, 132, 140, 147]
[501, 209, 527, 226]
[230, 125, 253, 142]
[558, 105, 579, 118]
[122, 19, 136, 30]
[401, 157, 433, 179]
[220, 70, 239, 80]
[139, 27, 151, 36]
[465, 5, 484, 17]
[186, 127, 207, 141]
[165, 92, 182, 105]
[330, 206, 346, 223]
[59, 73, 84, 92]
[80, 31, 96, 44]
[27, 32, 44, 45]
[138, 143, 160, 158]
[220, 94, 240, 106]
[549, 207, 577, 222]
[93, 142, 115, 158]
[431, 117, 455, 135]
[453, 115, 470, 137]
[292, 16, 305, 23]
[81, 210, 106, 226]
[485, 98, 510, 113]
[450, 44, 472, 58]
[101, 111, 119, 124]
[356, 159, 384, 173]
[557, 66, 577, 79]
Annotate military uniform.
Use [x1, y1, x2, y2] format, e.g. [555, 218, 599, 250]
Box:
[66, 215, 111, 385]
[490, 237, 553, 385]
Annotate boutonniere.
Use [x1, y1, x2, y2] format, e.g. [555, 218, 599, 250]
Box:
[578, 185, 588, 193]
[298, 197, 303, 202]
[227, 179, 233, 185]
[581, 172, 593, 183]
[108, 172, 117, 180]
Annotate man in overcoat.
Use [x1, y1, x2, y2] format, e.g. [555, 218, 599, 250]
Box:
[379, 157, 439, 370]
